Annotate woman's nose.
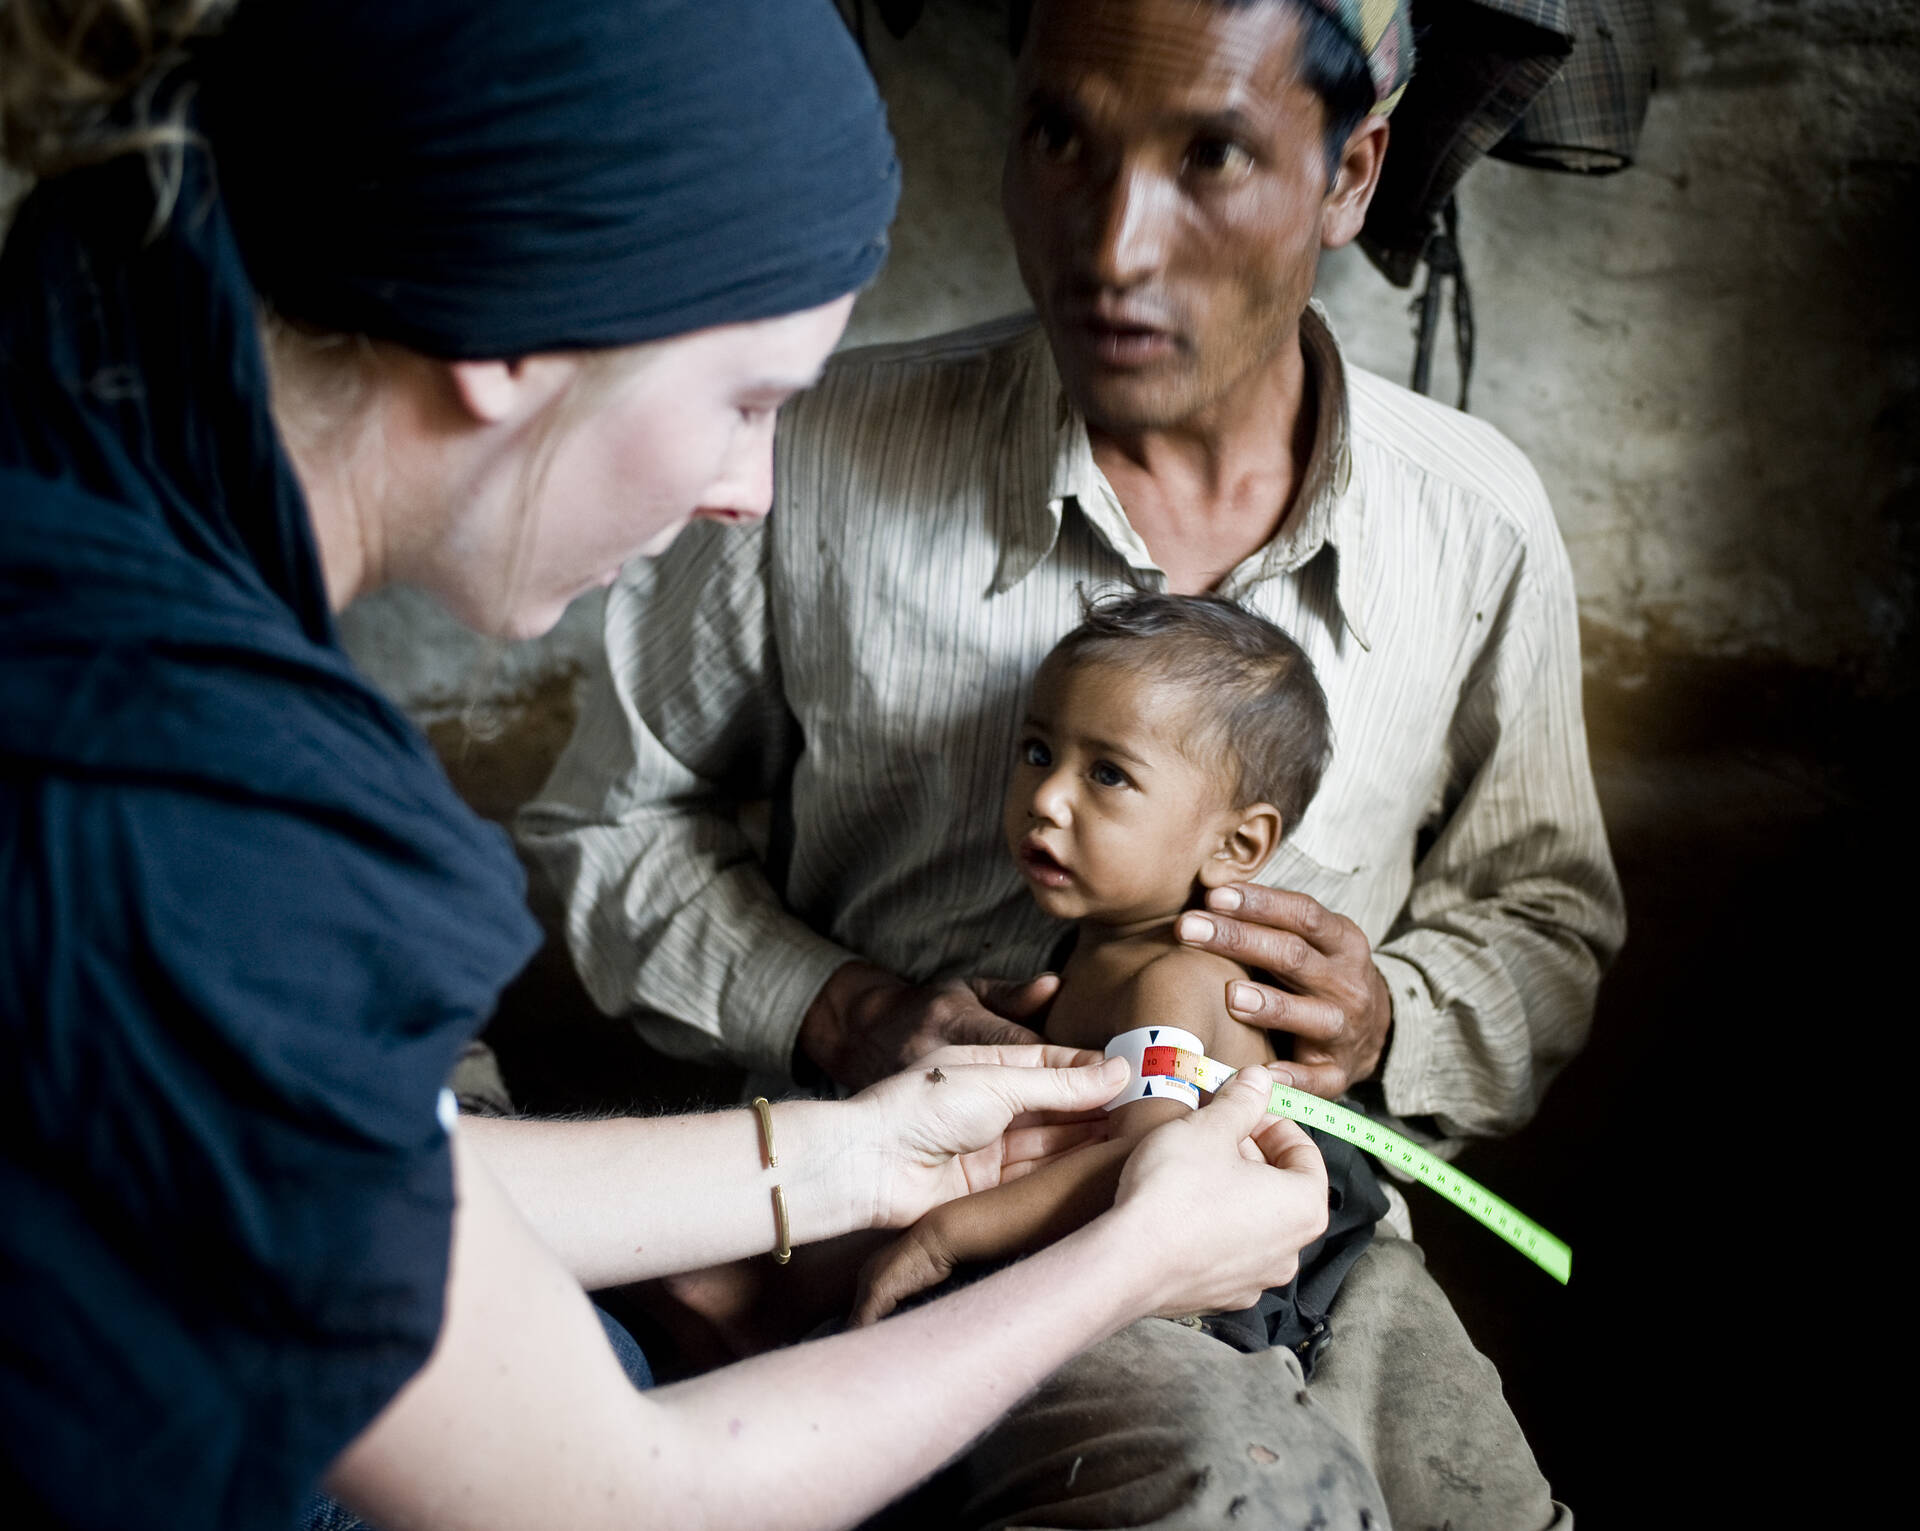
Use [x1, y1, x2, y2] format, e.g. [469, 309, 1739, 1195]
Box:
[696, 413, 778, 523]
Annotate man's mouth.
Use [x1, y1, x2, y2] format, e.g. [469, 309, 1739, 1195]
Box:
[1074, 315, 1178, 369]
[1017, 838, 1073, 889]
[1057, 296, 1183, 370]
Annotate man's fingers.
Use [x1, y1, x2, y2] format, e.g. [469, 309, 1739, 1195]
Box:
[1269, 1058, 1349, 1100]
[1177, 911, 1336, 993]
[971, 972, 1061, 1021]
[921, 1041, 1097, 1072]
[1205, 884, 1347, 951]
[949, 1011, 1046, 1051]
[1223, 980, 1343, 1039]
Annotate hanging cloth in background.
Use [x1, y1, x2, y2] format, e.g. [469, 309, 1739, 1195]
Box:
[1360, 0, 1655, 283]
[1359, 0, 1655, 406]
[1359, 0, 1575, 287]
[1491, 0, 1657, 173]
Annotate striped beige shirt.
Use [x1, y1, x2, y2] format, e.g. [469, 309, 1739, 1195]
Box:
[519, 306, 1624, 1141]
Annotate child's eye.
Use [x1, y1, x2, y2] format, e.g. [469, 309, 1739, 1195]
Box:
[1021, 739, 1052, 768]
[1089, 761, 1128, 788]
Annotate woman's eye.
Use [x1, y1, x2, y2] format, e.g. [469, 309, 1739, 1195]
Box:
[1021, 739, 1052, 768]
[1186, 137, 1254, 178]
[1090, 761, 1127, 788]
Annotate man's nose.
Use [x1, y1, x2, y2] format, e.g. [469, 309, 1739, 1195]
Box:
[1083, 163, 1171, 290]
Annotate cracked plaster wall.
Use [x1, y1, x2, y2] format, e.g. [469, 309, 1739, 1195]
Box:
[8, 1, 1914, 731]
[341, 0, 1920, 730]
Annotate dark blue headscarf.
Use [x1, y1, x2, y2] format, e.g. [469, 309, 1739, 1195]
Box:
[0, 4, 897, 1527]
[202, 0, 899, 356]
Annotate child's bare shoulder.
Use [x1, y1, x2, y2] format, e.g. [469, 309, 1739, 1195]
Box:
[1124, 944, 1247, 1003]
[1116, 947, 1271, 1066]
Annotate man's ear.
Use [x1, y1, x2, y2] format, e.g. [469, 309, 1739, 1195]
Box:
[446, 355, 580, 426]
[1199, 802, 1282, 888]
[1320, 113, 1389, 251]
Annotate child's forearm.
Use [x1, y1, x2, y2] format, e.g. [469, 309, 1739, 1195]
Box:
[923, 1135, 1139, 1266]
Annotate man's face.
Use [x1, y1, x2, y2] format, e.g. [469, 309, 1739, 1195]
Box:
[1003, 0, 1342, 435]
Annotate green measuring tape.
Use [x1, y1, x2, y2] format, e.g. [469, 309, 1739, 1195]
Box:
[1261, 1081, 1570, 1285]
[1111, 1027, 1572, 1284]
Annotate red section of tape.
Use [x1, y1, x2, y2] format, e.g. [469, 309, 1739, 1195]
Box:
[1141, 1046, 1178, 1078]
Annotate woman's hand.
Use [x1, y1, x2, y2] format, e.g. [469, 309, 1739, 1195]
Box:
[1108, 1065, 1331, 1317]
[847, 1044, 1125, 1229]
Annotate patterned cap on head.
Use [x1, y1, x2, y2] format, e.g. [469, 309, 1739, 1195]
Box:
[1299, 0, 1415, 116]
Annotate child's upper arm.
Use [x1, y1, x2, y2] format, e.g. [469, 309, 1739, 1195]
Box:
[1107, 950, 1273, 1141]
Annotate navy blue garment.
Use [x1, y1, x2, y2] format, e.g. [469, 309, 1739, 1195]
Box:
[1196, 1127, 1390, 1377]
[0, 149, 543, 1527]
[0, 2, 897, 1520]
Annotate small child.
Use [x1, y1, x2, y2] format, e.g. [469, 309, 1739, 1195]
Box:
[853, 592, 1384, 1361]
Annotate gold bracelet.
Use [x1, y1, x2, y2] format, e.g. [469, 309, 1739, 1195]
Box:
[751, 1097, 790, 1265]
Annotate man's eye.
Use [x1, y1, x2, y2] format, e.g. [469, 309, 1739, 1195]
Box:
[1028, 112, 1082, 164]
[1090, 761, 1127, 788]
[1186, 137, 1254, 177]
[1022, 739, 1052, 767]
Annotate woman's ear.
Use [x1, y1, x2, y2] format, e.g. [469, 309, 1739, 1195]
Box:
[1199, 803, 1282, 888]
[446, 355, 580, 426]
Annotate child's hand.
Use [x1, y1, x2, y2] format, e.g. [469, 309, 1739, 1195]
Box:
[851, 1226, 957, 1326]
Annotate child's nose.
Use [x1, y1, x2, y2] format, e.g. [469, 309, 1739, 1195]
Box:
[1030, 770, 1074, 824]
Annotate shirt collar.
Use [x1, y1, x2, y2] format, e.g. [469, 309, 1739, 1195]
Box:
[991, 303, 1372, 653]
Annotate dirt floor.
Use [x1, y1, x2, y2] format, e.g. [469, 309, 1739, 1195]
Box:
[464, 650, 1910, 1525]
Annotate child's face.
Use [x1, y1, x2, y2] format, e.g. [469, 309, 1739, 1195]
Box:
[1003, 658, 1245, 926]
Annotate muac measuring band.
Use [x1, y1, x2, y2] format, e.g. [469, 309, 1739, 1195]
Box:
[1103, 1026, 1572, 1285]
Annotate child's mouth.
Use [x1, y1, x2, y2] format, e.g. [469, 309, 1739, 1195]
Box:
[1017, 838, 1073, 888]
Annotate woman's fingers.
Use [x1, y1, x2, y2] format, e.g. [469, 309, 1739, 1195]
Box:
[1110, 1066, 1332, 1315]
[996, 1119, 1108, 1180]
[1246, 1112, 1321, 1174]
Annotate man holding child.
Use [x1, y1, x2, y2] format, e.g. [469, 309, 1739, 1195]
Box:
[523, 0, 1623, 1525]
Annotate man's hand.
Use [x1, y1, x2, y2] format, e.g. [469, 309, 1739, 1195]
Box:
[1176, 885, 1392, 1099]
[799, 960, 1058, 1091]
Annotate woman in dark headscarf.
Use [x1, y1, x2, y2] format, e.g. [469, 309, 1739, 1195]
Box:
[0, 4, 1331, 1527]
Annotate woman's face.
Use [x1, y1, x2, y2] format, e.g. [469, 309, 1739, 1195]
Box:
[440, 293, 855, 638]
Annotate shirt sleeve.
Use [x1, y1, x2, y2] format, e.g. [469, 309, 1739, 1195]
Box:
[1371, 485, 1627, 1143]
[516, 516, 854, 1074]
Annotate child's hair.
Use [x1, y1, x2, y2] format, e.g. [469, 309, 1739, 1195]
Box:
[1042, 591, 1333, 831]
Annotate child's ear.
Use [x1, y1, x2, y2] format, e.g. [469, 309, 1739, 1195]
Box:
[1199, 802, 1282, 888]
